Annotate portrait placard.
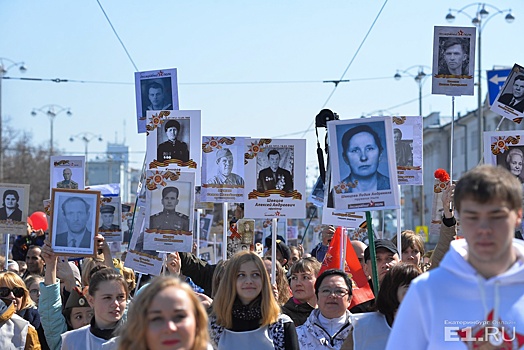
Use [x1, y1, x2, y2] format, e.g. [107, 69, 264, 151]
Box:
[50, 156, 85, 195]
[327, 117, 399, 211]
[308, 176, 325, 208]
[244, 139, 306, 219]
[135, 68, 179, 133]
[98, 197, 122, 242]
[392, 116, 423, 185]
[198, 246, 215, 263]
[145, 110, 202, 185]
[0, 183, 30, 236]
[201, 137, 246, 203]
[197, 214, 213, 242]
[490, 64, 524, 123]
[432, 26, 476, 96]
[144, 170, 195, 253]
[483, 130, 524, 185]
[124, 206, 163, 275]
[50, 189, 100, 257]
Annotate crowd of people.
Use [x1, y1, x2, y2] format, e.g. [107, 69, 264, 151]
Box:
[0, 164, 523, 349]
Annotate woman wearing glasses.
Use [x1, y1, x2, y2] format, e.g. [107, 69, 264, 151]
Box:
[0, 271, 48, 348]
[296, 269, 353, 350]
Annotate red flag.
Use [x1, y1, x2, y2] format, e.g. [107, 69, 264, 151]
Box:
[319, 227, 374, 308]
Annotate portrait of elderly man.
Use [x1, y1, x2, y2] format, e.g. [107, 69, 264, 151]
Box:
[257, 149, 294, 192]
[207, 148, 244, 186]
[145, 81, 172, 112]
[340, 124, 390, 193]
[156, 119, 189, 162]
[149, 186, 189, 231]
[98, 205, 121, 232]
[437, 37, 469, 76]
[55, 197, 92, 248]
[498, 75, 524, 113]
[0, 190, 23, 221]
[56, 168, 78, 189]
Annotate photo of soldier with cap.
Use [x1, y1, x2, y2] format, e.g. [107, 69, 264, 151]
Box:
[149, 186, 189, 231]
[156, 119, 189, 162]
[206, 148, 244, 186]
[98, 205, 120, 232]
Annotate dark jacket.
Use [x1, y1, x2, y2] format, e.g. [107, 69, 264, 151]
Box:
[179, 252, 216, 297]
[281, 297, 315, 326]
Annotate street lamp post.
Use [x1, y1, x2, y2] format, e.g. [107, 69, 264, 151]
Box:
[394, 65, 430, 228]
[31, 105, 72, 155]
[0, 58, 27, 181]
[70, 132, 103, 184]
[445, 3, 515, 161]
[394, 65, 431, 116]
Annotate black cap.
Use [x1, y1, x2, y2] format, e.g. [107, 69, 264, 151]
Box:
[364, 239, 399, 262]
[265, 235, 291, 263]
[100, 205, 115, 214]
[165, 119, 180, 132]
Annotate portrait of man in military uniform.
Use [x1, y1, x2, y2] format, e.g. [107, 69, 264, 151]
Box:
[149, 186, 189, 231]
[156, 119, 189, 163]
[99, 205, 120, 232]
[257, 149, 294, 193]
[56, 168, 79, 189]
[206, 148, 244, 186]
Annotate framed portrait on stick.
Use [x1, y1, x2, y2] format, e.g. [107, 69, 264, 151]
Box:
[432, 26, 476, 96]
[135, 68, 179, 133]
[327, 117, 399, 211]
[490, 64, 524, 124]
[50, 189, 100, 257]
[0, 183, 30, 236]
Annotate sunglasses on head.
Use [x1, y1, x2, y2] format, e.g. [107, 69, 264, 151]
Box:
[0, 287, 25, 298]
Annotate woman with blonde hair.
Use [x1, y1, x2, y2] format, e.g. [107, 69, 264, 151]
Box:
[117, 276, 210, 350]
[210, 251, 299, 349]
[0, 271, 48, 348]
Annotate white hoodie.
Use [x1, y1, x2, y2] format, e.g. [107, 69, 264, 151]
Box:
[386, 239, 524, 350]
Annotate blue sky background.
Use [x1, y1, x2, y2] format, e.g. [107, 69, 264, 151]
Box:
[2, 0, 524, 188]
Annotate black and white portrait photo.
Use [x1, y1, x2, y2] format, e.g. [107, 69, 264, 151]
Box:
[50, 189, 100, 256]
[141, 78, 174, 117]
[149, 183, 191, 232]
[207, 148, 244, 186]
[99, 203, 121, 232]
[498, 146, 524, 184]
[437, 37, 470, 76]
[498, 74, 524, 113]
[135, 68, 180, 134]
[0, 189, 23, 222]
[393, 127, 413, 167]
[50, 156, 85, 195]
[337, 122, 391, 193]
[0, 183, 30, 235]
[327, 117, 399, 211]
[432, 26, 476, 96]
[256, 148, 294, 193]
[156, 118, 190, 163]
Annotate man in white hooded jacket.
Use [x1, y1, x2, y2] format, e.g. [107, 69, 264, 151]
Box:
[387, 165, 524, 349]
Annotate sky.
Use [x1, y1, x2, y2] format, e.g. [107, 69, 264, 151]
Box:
[2, 0, 524, 188]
